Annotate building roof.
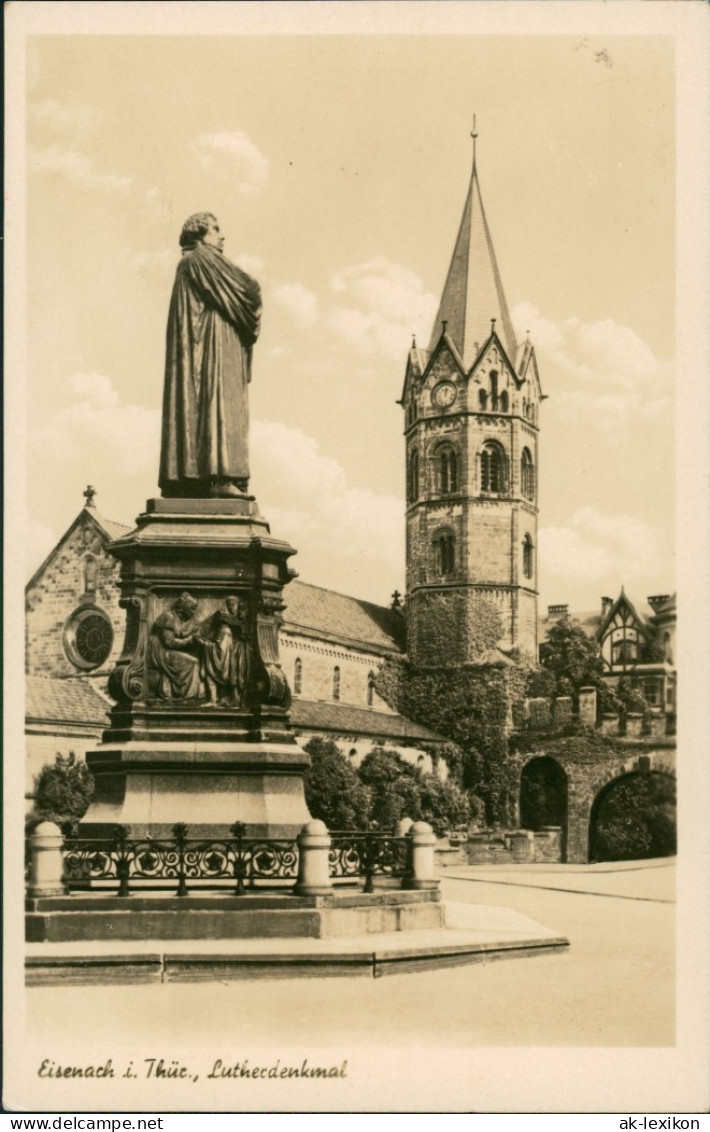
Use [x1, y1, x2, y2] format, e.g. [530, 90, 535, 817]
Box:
[25, 675, 111, 727]
[290, 699, 444, 743]
[26, 506, 133, 594]
[282, 581, 405, 655]
[428, 157, 517, 369]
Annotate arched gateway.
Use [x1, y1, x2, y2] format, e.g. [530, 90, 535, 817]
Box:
[519, 756, 568, 862]
[588, 770, 676, 863]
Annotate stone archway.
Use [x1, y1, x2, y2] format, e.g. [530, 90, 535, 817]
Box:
[588, 770, 676, 863]
[520, 756, 568, 861]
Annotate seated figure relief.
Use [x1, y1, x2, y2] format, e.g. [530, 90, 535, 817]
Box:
[147, 592, 251, 706]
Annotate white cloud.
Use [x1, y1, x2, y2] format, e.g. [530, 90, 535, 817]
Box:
[251, 420, 404, 587]
[511, 302, 672, 423]
[29, 98, 101, 138]
[194, 131, 269, 194]
[328, 257, 437, 359]
[235, 251, 265, 277]
[539, 506, 662, 585]
[273, 283, 319, 329]
[31, 373, 160, 477]
[29, 144, 133, 194]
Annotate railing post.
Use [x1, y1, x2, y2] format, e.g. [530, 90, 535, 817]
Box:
[293, 820, 333, 896]
[27, 821, 66, 898]
[402, 821, 439, 890]
[173, 823, 188, 897]
[114, 825, 131, 897]
[231, 821, 247, 895]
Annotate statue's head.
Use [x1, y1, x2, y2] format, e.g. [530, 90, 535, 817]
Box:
[226, 595, 242, 615]
[175, 591, 198, 617]
[179, 212, 223, 251]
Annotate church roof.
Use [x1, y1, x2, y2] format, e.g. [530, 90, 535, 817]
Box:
[428, 157, 517, 370]
[26, 506, 132, 594]
[290, 699, 443, 743]
[25, 675, 111, 728]
[283, 581, 404, 655]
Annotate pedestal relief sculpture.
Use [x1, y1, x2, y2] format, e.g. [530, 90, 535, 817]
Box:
[81, 214, 309, 839]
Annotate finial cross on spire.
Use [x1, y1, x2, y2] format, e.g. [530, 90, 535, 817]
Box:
[83, 484, 97, 508]
[471, 113, 478, 168]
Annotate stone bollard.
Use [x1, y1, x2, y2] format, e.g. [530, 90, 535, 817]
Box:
[27, 821, 66, 898]
[402, 821, 439, 890]
[601, 712, 620, 736]
[649, 711, 667, 739]
[510, 829, 534, 863]
[293, 820, 334, 896]
[578, 686, 597, 727]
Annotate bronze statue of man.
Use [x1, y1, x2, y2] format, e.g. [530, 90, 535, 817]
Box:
[159, 213, 262, 499]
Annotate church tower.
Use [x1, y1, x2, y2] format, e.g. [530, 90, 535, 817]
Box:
[401, 129, 543, 666]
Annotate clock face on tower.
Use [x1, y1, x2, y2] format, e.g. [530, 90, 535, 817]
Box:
[432, 381, 457, 408]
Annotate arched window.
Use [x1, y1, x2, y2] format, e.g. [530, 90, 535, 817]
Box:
[523, 534, 534, 579]
[480, 442, 506, 492]
[294, 657, 302, 696]
[367, 673, 376, 707]
[407, 448, 419, 503]
[521, 448, 535, 501]
[333, 666, 341, 701]
[490, 371, 498, 412]
[500, 390, 509, 413]
[438, 444, 458, 494]
[434, 530, 455, 577]
[478, 389, 488, 411]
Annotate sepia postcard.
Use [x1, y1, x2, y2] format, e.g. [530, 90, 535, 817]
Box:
[4, 0, 710, 1117]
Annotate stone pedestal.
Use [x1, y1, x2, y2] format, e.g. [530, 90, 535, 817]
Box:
[80, 496, 312, 838]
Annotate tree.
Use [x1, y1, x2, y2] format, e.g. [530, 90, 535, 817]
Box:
[417, 776, 471, 836]
[303, 737, 371, 831]
[357, 747, 421, 830]
[30, 753, 94, 833]
[538, 616, 605, 695]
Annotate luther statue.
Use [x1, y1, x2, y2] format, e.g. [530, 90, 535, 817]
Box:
[159, 212, 262, 499]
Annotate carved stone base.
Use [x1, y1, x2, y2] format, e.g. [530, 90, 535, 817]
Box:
[79, 495, 312, 839]
[80, 741, 311, 839]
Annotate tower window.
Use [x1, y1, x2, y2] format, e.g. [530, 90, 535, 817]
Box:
[407, 448, 419, 502]
[523, 534, 534, 579]
[490, 371, 498, 411]
[521, 448, 535, 501]
[333, 665, 341, 701]
[480, 442, 506, 492]
[434, 530, 455, 577]
[294, 657, 302, 696]
[479, 389, 488, 411]
[500, 390, 509, 413]
[437, 444, 458, 494]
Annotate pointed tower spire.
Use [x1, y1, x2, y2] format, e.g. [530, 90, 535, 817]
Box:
[428, 124, 517, 369]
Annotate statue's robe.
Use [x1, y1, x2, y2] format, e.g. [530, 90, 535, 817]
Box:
[147, 610, 202, 700]
[159, 244, 261, 494]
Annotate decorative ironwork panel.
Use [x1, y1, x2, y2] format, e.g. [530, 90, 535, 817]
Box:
[329, 833, 409, 891]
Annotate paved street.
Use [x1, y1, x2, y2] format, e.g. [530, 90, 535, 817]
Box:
[26, 859, 675, 1049]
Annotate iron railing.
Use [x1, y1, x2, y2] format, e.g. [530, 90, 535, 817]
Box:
[63, 822, 298, 896]
[329, 832, 410, 893]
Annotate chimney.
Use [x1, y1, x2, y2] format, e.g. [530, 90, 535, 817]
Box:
[547, 604, 569, 616]
[601, 596, 613, 617]
[647, 594, 670, 611]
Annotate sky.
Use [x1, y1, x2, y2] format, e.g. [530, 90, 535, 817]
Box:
[22, 25, 676, 613]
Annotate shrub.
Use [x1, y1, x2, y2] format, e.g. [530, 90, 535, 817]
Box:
[303, 737, 371, 831]
[29, 752, 94, 834]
